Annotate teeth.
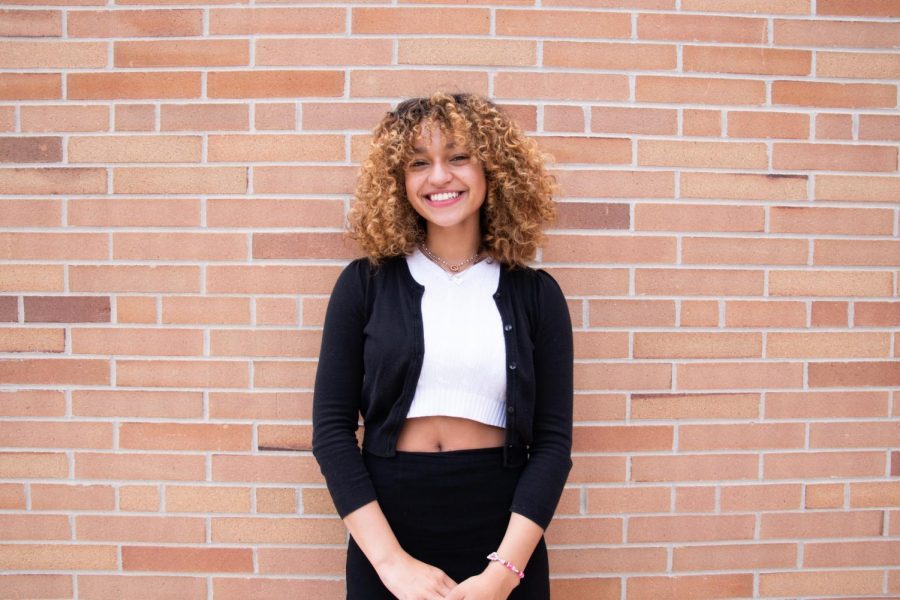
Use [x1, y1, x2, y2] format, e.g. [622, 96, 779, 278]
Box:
[429, 192, 460, 202]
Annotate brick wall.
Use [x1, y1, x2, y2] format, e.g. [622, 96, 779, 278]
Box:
[1, 1, 898, 598]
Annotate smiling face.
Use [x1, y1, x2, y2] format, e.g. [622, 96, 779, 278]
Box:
[403, 123, 487, 240]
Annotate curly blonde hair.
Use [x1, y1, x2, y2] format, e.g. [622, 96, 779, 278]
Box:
[348, 92, 556, 268]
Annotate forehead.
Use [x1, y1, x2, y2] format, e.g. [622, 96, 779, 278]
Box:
[409, 121, 468, 152]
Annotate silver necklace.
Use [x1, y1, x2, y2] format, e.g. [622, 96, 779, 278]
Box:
[419, 243, 482, 273]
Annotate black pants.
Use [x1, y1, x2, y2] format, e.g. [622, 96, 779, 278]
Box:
[346, 447, 550, 599]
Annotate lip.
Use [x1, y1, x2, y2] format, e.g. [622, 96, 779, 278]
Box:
[424, 190, 466, 206]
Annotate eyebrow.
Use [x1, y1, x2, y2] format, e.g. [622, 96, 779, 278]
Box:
[411, 142, 458, 154]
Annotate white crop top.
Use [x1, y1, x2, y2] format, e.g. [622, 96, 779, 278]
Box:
[404, 248, 507, 428]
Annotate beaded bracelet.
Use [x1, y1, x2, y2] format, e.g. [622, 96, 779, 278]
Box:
[486, 551, 525, 580]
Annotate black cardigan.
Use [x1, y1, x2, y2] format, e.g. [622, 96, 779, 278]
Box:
[311, 255, 573, 530]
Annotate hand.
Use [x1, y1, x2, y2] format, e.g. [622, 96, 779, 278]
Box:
[375, 551, 457, 600]
[445, 563, 519, 600]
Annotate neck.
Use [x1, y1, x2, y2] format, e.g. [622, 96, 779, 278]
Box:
[423, 223, 481, 263]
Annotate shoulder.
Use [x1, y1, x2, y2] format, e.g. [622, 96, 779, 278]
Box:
[504, 264, 565, 301]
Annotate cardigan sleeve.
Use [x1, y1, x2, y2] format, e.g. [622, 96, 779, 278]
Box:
[311, 259, 378, 519]
[509, 269, 574, 530]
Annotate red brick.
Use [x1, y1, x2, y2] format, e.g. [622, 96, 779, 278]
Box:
[69, 265, 199, 293]
[256, 488, 297, 513]
[68, 9, 201, 37]
[77, 575, 206, 600]
[816, 174, 900, 202]
[398, 38, 534, 67]
[113, 232, 245, 261]
[774, 142, 897, 172]
[761, 510, 883, 539]
[778, 81, 898, 109]
[0, 327, 63, 353]
[586, 487, 670, 514]
[810, 361, 900, 387]
[114, 167, 246, 194]
[683, 109, 721, 137]
[497, 9, 629, 37]
[123, 546, 252, 573]
[574, 425, 672, 452]
[207, 198, 342, 228]
[0, 421, 112, 449]
[681, 172, 807, 200]
[253, 166, 355, 194]
[537, 136, 631, 165]
[259, 38, 391, 68]
[766, 391, 888, 419]
[674, 543, 797, 571]
[806, 540, 900, 568]
[211, 7, 344, 34]
[76, 453, 205, 481]
[0, 452, 68, 479]
[674, 486, 715, 512]
[253, 361, 319, 389]
[354, 7, 487, 34]
[806, 482, 844, 509]
[24, 296, 109, 323]
[302, 102, 389, 131]
[211, 517, 345, 544]
[591, 106, 677, 135]
[161, 104, 248, 132]
[0, 575, 71, 599]
[208, 134, 342, 162]
[162, 296, 249, 325]
[210, 330, 320, 359]
[769, 332, 889, 358]
[0, 73, 61, 101]
[818, 0, 900, 16]
[684, 45, 810, 75]
[813, 300, 851, 326]
[208, 71, 342, 99]
[69, 73, 200, 100]
[0, 41, 105, 69]
[117, 359, 248, 388]
[0, 544, 116, 571]
[0, 483, 24, 509]
[69, 135, 201, 163]
[815, 113, 853, 140]
[773, 206, 893, 235]
[639, 140, 767, 169]
[681, 423, 803, 451]
[552, 577, 618, 599]
[628, 574, 753, 599]
[856, 302, 900, 326]
[764, 451, 885, 479]
[631, 514, 755, 543]
[0, 358, 107, 385]
[350, 70, 487, 98]
[677, 362, 803, 390]
[0, 232, 106, 261]
[721, 484, 802, 512]
[0, 137, 61, 164]
[255, 103, 296, 131]
[635, 332, 760, 359]
[770, 270, 892, 297]
[589, 299, 674, 327]
[631, 393, 759, 420]
[728, 111, 809, 139]
[635, 268, 763, 296]
[632, 454, 757, 482]
[114, 104, 154, 132]
[0, 9, 61, 36]
[556, 202, 629, 230]
[0, 199, 60, 227]
[637, 75, 765, 105]
[544, 41, 674, 70]
[0, 515, 70, 540]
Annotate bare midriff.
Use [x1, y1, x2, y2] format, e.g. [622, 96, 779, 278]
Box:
[396, 416, 505, 452]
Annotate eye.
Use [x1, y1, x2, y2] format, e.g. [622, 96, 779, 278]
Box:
[450, 154, 470, 163]
[407, 159, 428, 169]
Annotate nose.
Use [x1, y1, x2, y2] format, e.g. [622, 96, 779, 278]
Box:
[427, 160, 453, 186]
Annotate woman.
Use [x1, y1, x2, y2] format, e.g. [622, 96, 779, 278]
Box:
[312, 92, 573, 600]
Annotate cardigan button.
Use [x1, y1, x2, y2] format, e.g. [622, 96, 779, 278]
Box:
[507, 405, 515, 414]
[503, 324, 513, 331]
[508, 362, 517, 370]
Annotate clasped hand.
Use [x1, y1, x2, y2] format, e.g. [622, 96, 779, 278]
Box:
[377, 553, 518, 600]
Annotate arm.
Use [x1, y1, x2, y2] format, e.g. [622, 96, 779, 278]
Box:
[344, 500, 457, 599]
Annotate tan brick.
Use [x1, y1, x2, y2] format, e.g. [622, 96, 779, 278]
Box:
[0, 515, 70, 541]
[69, 198, 199, 228]
[69, 72, 200, 100]
[257, 547, 344, 575]
[631, 393, 759, 420]
[254, 103, 296, 131]
[648, 140, 769, 168]
[630, 515, 755, 543]
[497, 72, 629, 102]
[114, 167, 246, 194]
[677, 362, 803, 390]
[114, 104, 154, 132]
[301, 488, 337, 515]
[683, 109, 721, 136]
[632, 454, 757, 482]
[545, 518, 622, 545]
[76, 516, 204, 543]
[207, 198, 342, 228]
[683, 237, 808, 266]
[162, 296, 250, 325]
[399, 38, 535, 67]
[0, 199, 60, 227]
[775, 80, 897, 109]
[115, 40, 247, 68]
[806, 483, 845, 509]
[761, 570, 883, 597]
[635, 268, 763, 296]
[586, 487, 670, 514]
[551, 547, 667, 573]
[768, 332, 890, 358]
[119, 485, 159, 512]
[212, 578, 343, 598]
[258, 38, 391, 68]
[684, 45, 810, 75]
[637, 204, 763, 232]
[121, 423, 251, 452]
[816, 240, 900, 267]
[0, 9, 61, 37]
[167, 486, 251, 513]
[635, 332, 760, 359]
[555, 169, 674, 198]
[0, 167, 105, 195]
[0, 484, 25, 509]
[589, 299, 674, 327]
[674, 543, 796, 571]
[0, 421, 112, 449]
[591, 106, 677, 135]
[770, 270, 892, 297]
[68, 135, 200, 163]
[764, 451, 885, 479]
[0, 452, 67, 479]
[208, 134, 342, 162]
[774, 142, 897, 171]
[816, 174, 900, 202]
[116, 296, 156, 325]
[68, 9, 201, 37]
[859, 114, 900, 141]
[0, 544, 116, 570]
[537, 136, 631, 165]
[31, 484, 114, 511]
[113, 232, 246, 261]
[773, 206, 893, 235]
[71, 327, 202, 357]
[0, 358, 107, 385]
[77, 576, 207, 600]
[574, 425, 672, 453]
[350, 70, 488, 98]
[806, 540, 900, 568]
[811, 421, 900, 449]
[850, 481, 900, 508]
[767, 391, 888, 419]
[544, 41, 675, 70]
[637, 75, 765, 105]
[816, 113, 853, 139]
[775, 19, 900, 48]
[117, 359, 248, 388]
[818, 0, 900, 16]
[211, 8, 344, 34]
[253, 166, 355, 194]
[70, 265, 199, 293]
[682, 0, 809, 12]
[575, 362, 672, 391]
[161, 104, 248, 132]
[639, 13, 766, 42]
[721, 484, 802, 512]
[681, 172, 807, 200]
[209, 392, 310, 421]
[207, 265, 340, 295]
[550, 577, 620, 599]
[544, 235, 674, 264]
[0, 575, 71, 599]
[212, 455, 323, 485]
[0, 327, 64, 353]
[728, 111, 809, 139]
[681, 423, 804, 451]
[0, 41, 106, 69]
[76, 453, 205, 481]
[256, 298, 297, 326]
[212, 516, 344, 544]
